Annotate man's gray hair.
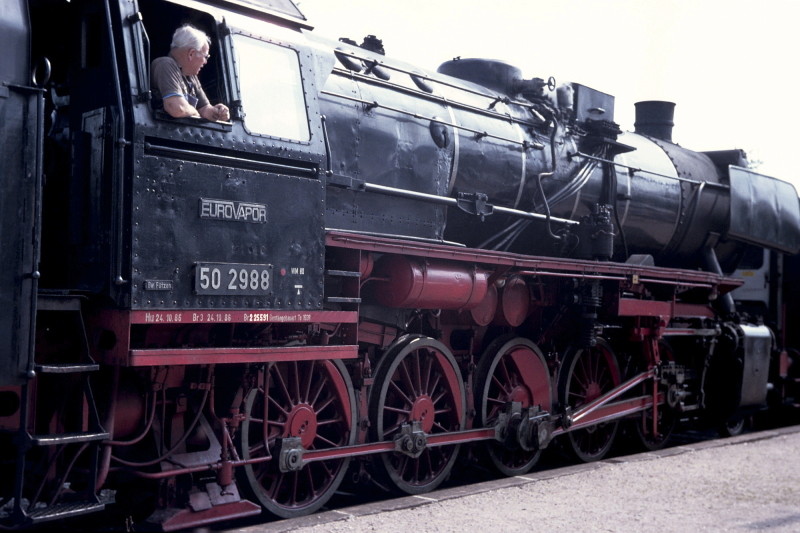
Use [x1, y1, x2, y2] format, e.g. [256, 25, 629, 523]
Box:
[170, 24, 210, 50]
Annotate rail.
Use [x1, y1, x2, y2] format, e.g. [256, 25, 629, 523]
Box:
[104, 0, 129, 287]
[321, 89, 545, 150]
[356, 182, 578, 226]
[570, 151, 730, 189]
[331, 48, 548, 120]
[329, 65, 547, 129]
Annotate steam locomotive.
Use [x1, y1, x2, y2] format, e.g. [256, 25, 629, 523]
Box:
[2, 0, 799, 529]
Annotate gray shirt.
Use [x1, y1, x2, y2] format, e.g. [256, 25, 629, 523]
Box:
[151, 56, 210, 111]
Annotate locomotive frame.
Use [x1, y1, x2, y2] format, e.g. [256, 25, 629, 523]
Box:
[1, 0, 799, 530]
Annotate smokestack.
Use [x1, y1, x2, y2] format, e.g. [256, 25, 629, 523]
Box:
[634, 101, 675, 142]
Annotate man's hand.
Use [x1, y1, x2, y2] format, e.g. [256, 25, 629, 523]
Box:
[200, 103, 230, 122]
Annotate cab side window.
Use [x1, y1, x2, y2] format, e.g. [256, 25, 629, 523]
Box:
[232, 35, 310, 141]
[138, 0, 227, 119]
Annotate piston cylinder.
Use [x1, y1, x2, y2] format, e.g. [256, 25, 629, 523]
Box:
[371, 255, 488, 310]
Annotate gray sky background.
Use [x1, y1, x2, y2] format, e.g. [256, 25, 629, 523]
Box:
[298, 0, 799, 190]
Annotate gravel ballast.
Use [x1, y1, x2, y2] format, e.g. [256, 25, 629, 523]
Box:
[232, 426, 800, 533]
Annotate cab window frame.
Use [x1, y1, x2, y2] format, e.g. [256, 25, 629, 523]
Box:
[230, 33, 311, 142]
[136, 0, 232, 127]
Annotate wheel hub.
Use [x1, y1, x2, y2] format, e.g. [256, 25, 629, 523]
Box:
[508, 385, 531, 407]
[585, 382, 602, 401]
[285, 404, 318, 448]
[410, 395, 435, 433]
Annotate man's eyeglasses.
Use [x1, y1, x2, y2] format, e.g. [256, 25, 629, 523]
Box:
[193, 49, 211, 60]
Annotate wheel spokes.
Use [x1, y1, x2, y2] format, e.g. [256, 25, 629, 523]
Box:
[563, 341, 621, 462]
[240, 360, 355, 518]
[372, 337, 465, 494]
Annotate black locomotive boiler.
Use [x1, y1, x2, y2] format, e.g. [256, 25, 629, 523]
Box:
[2, 0, 800, 529]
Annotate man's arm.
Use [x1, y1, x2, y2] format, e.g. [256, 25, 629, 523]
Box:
[163, 95, 201, 118]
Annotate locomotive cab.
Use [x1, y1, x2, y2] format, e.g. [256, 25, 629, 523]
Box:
[3, 0, 340, 526]
[28, 0, 329, 316]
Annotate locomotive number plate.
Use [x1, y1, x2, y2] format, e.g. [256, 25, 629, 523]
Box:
[195, 263, 273, 296]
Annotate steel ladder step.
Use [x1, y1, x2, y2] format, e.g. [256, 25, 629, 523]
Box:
[325, 269, 361, 278]
[325, 296, 361, 303]
[29, 431, 110, 446]
[26, 500, 105, 523]
[35, 363, 100, 374]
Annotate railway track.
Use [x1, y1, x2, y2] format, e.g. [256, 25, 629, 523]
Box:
[27, 415, 799, 532]
[214, 417, 800, 533]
